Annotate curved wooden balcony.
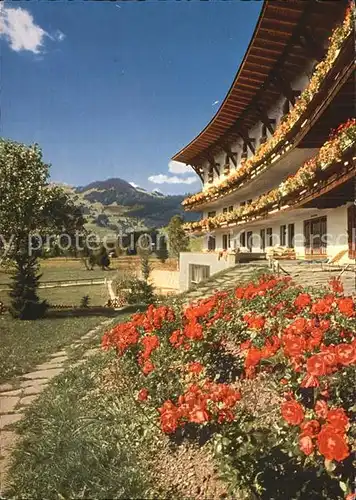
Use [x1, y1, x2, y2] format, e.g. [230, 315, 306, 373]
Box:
[184, 126, 355, 233]
[183, 17, 354, 210]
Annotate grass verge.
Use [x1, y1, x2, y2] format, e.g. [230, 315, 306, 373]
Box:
[6, 353, 169, 499]
[0, 314, 113, 383]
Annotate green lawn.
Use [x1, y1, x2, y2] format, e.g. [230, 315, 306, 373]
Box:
[0, 259, 122, 286]
[0, 313, 115, 383]
[0, 285, 110, 308]
[39, 284, 110, 307]
[6, 354, 170, 499]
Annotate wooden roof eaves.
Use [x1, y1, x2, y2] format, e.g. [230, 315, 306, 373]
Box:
[172, 1, 314, 164]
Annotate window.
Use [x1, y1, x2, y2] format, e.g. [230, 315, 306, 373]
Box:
[247, 231, 253, 252]
[348, 205, 356, 259]
[208, 211, 216, 219]
[288, 223, 295, 248]
[240, 201, 246, 207]
[280, 225, 287, 246]
[240, 231, 246, 248]
[266, 227, 273, 247]
[190, 265, 210, 285]
[260, 229, 266, 250]
[222, 234, 231, 251]
[229, 205, 234, 212]
[223, 207, 228, 214]
[247, 199, 252, 205]
[208, 236, 216, 251]
[304, 216, 327, 256]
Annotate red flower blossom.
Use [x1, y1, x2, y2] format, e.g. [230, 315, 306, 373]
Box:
[326, 408, 349, 434]
[299, 435, 314, 456]
[289, 317, 308, 334]
[169, 329, 184, 348]
[317, 425, 350, 461]
[329, 277, 344, 294]
[301, 374, 319, 388]
[281, 399, 304, 425]
[311, 298, 332, 315]
[187, 362, 204, 374]
[346, 494, 356, 500]
[337, 297, 355, 318]
[294, 293, 312, 309]
[336, 343, 356, 366]
[315, 400, 328, 419]
[245, 346, 262, 369]
[184, 320, 204, 341]
[137, 388, 149, 401]
[142, 359, 154, 375]
[283, 335, 306, 358]
[140, 334, 160, 359]
[300, 419, 320, 438]
[306, 354, 328, 376]
[159, 408, 179, 434]
[244, 313, 266, 330]
[189, 407, 209, 424]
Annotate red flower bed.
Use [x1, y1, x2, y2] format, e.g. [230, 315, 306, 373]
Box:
[102, 274, 355, 497]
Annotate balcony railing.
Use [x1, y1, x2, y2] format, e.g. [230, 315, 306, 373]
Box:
[183, 120, 356, 233]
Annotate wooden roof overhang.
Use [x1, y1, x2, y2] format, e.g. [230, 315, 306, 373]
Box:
[183, 33, 354, 212]
[172, 0, 347, 175]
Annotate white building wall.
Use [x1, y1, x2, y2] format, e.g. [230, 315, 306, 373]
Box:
[199, 205, 351, 258]
[197, 61, 315, 192]
[179, 252, 236, 292]
[182, 205, 351, 291]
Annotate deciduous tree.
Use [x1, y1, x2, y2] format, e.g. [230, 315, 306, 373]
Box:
[0, 139, 85, 319]
[167, 215, 189, 259]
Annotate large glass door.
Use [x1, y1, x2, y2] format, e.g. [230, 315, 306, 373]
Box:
[304, 217, 327, 256]
[348, 205, 356, 259]
[247, 231, 253, 252]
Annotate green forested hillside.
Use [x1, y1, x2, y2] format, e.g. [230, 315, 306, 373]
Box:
[59, 178, 199, 233]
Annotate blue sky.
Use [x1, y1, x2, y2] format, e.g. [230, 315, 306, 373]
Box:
[1, 0, 262, 194]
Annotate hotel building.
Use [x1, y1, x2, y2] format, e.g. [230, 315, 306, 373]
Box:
[173, 0, 355, 291]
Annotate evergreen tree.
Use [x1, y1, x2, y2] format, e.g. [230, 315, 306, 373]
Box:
[155, 235, 169, 263]
[98, 246, 110, 270]
[9, 251, 48, 320]
[140, 251, 151, 281]
[126, 251, 154, 304]
[167, 215, 189, 258]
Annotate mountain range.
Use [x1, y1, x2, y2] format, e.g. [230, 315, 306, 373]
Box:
[58, 178, 200, 234]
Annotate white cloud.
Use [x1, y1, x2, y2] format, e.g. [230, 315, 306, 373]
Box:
[168, 160, 192, 175]
[148, 174, 197, 185]
[54, 30, 65, 42]
[0, 6, 65, 54]
[129, 181, 139, 188]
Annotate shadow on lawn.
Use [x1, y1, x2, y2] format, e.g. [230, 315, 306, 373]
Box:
[45, 304, 147, 319]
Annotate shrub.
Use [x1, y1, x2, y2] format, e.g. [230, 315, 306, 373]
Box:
[80, 295, 90, 308]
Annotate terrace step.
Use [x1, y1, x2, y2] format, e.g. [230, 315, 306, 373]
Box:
[182, 261, 355, 302]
